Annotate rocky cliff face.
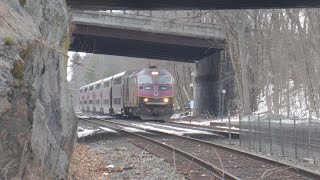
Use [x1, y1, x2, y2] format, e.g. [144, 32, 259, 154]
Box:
[0, 0, 77, 179]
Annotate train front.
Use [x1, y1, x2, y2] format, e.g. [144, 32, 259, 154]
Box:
[137, 67, 174, 121]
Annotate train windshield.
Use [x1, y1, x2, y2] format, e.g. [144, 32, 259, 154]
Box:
[138, 75, 153, 84]
[158, 75, 172, 84]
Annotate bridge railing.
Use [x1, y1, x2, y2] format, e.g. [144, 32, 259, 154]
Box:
[87, 10, 219, 25]
[72, 10, 225, 39]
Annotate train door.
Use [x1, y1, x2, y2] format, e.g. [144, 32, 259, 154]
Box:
[83, 86, 89, 111]
[112, 77, 122, 114]
[123, 77, 129, 106]
[94, 82, 102, 113]
[102, 80, 111, 114]
[88, 85, 94, 112]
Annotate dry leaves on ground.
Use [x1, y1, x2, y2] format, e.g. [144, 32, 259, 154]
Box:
[68, 144, 110, 180]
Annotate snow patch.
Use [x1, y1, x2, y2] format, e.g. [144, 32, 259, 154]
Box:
[99, 127, 118, 133]
[255, 80, 318, 119]
[92, 115, 113, 119]
[133, 125, 186, 136]
[174, 116, 239, 126]
[215, 126, 239, 130]
[77, 127, 99, 138]
[77, 115, 90, 119]
[131, 123, 213, 136]
[171, 112, 191, 119]
[122, 127, 148, 133]
[106, 165, 114, 168]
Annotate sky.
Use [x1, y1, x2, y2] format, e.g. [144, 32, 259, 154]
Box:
[67, 51, 87, 81]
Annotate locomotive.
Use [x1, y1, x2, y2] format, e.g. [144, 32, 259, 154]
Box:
[79, 66, 174, 121]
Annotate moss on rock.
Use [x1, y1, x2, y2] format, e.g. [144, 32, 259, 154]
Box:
[10, 60, 24, 80]
[19, 0, 27, 7]
[5, 38, 15, 46]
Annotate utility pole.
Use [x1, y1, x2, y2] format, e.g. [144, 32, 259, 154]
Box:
[221, 89, 226, 121]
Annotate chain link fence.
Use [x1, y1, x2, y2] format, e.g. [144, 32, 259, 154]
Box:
[239, 115, 320, 164]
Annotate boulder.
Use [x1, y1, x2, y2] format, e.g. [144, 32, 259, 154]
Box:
[0, 0, 77, 179]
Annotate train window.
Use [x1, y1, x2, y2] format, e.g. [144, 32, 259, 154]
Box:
[80, 89, 83, 93]
[84, 100, 87, 104]
[89, 100, 93, 104]
[145, 86, 153, 90]
[103, 99, 109, 105]
[89, 86, 93, 91]
[103, 81, 110, 88]
[84, 87, 88, 92]
[158, 75, 172, 84]
[138, 75, 152, 84]
[159, 86, 172, 90]
[96, 84, 101, 89]
[114, 78, 122, 85]
[114, 98, 121, 104]
[96, 100, 100, 104]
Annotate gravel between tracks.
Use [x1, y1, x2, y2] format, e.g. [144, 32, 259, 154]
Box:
[74, 122, 187, 180]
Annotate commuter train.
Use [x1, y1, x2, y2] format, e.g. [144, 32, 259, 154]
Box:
[79, 66, 174, 121]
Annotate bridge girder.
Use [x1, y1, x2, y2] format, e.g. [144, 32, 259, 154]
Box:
[70, 24, 224, 62]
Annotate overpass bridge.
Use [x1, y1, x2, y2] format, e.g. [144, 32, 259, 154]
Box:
[69, 10, 233, 116]
[70, 10, 225, 62]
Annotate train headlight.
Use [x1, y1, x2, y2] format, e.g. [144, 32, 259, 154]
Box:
[163, 98, 169, 103]
[144, 98, 149, 102]
[151, 71, 159, 75]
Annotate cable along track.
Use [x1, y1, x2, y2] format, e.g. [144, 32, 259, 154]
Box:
[80, 118, 320, 180]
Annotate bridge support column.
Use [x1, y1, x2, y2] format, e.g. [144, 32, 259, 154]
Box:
[193, 50, 235, 118]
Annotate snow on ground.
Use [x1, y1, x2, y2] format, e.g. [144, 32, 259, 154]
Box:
[77, 115, 90, 119]
[130, 123, 213, 136]
[77, 127, 99, 138]
[99, 127, 118, 133]
[174, 116, 240, 126]
[240, 116, 310, 124]
[78, 126, 117, 138]
[174, 120, 211, 126]
[91, 115, 113, 119]
[121, 127, 149, 133]
[276, 119, 308, 124]
[171, 112, 189, 119]
[132, 124, 188, 136]
[215, 126, 239, 130]
[255, 80, 319, 119]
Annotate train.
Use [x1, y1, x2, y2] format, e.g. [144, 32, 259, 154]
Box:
[79, 66, 174, 121]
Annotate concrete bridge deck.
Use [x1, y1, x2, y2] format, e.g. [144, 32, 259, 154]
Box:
[70, 10, 226, 62]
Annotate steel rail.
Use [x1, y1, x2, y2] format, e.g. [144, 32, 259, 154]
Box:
[158, 121, 240, 137]
[164, 121, 239, 133]
[81, 118, 239, 180]
[81, 117, 320, 180]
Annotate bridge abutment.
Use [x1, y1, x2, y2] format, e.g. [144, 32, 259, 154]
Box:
[194, 50, 236, 118]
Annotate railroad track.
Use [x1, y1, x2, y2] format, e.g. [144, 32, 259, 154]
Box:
[79, 117, 320, 179]
[157, 121, 239, 137]
[78, 113, 239, 137]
